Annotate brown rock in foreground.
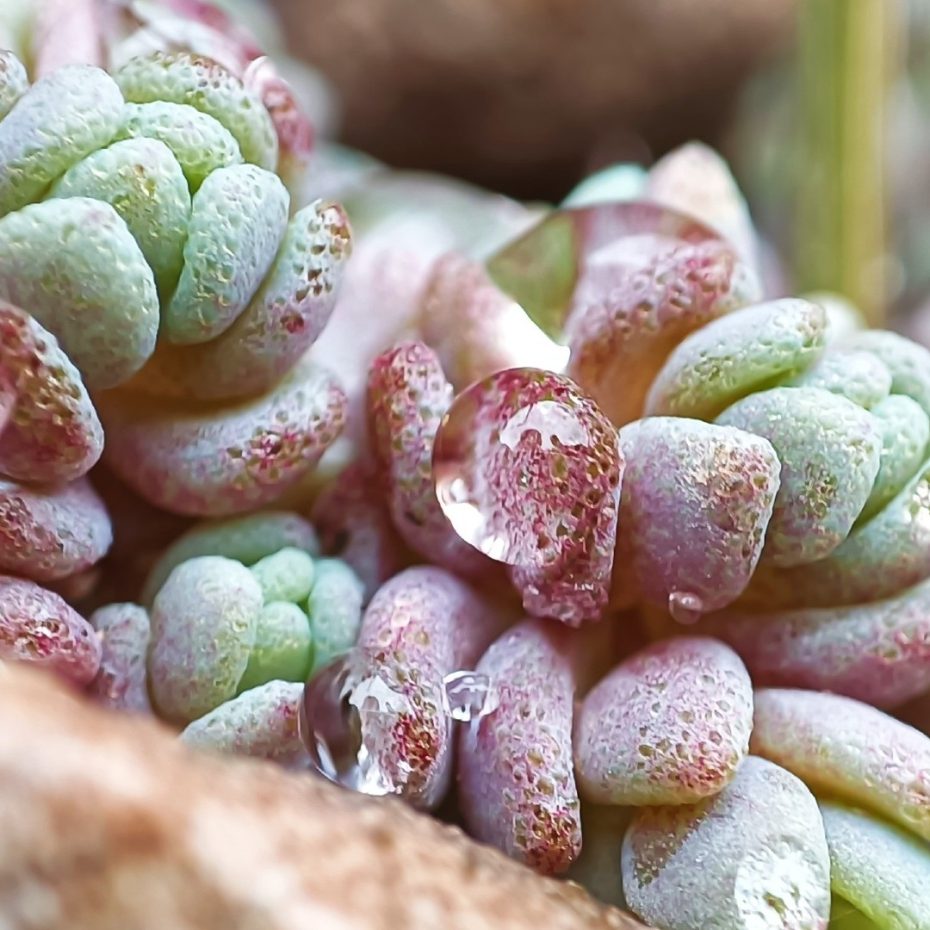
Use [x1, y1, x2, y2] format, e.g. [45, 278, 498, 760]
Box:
[272, 0, 793, 198]
[0, 664, 646, 930]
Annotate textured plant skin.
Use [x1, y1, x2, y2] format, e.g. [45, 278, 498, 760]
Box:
[738, 457, 930, 610]
[702, 578, 930, 708]
[141, 510, 319, 605]
[0, 301, 103, 483]
[148, 555, 263, 724]
[644, 298, 827, 421]
[621, 756, 830, 930]
[787, 346, 891, 409]
[751, 689, 930, 842]
[613, 417, 780, 614]
[0, 46, 341, 416]
[566, 235, 759, 427]
[99, 357, 347, 517]
[114, 100, 244, 191]
[457, 618, 582, 875]
[86, 603, 152, 714]
[3, 37, 929, 928]
[367, 341, 493, 577]
[844, 330, 930, 414]
[237, 601, 313, 693]
[306, 557, 365, 674]
[0, 575, 101, 687]
[0, 49, 28, 120]
[819, 802, 930, 930]
[858, 394, 930, 524]
[164, 163, 289, 344]
[130, 200, 352, 401]
[50, 136, 192, 298]
[0, 197, 159, 391]
[110, 0, 313, 186]
[342, 566, 508, 810]
[0, 477, 112, 583]
[607, 298, 930, 624]
[0, 64, 124, 217]
[575, 637, 753, 807]
[181, 679, 306, 766]
[249, 547, 316, 605]
[717, 387, 882, 567]
[113, 51, 278, 170]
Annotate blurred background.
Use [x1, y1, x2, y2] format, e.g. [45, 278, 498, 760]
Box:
[230, 0, 927, 329]
[270, 0, 792, 202]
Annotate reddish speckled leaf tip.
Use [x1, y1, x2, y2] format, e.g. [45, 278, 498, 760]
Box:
[99, 357, 347, 517]
[0, 575, 101, 687]
[575, 637, 753, 807]
[0, 301, 103, 484]
[615, 417, 780, 615]
[703, 577, 930, 708]
[0, 477, 112, 584]
[367, 340, 493, 578]
[458, 619, 582, 875]
[434, 367, 622, 625]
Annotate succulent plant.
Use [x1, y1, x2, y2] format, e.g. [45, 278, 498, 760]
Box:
[1, 5, 929, 930]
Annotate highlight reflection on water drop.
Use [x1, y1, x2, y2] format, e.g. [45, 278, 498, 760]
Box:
[0, 369, 14, 435]
[441, 670, 499, 722]
[668, 591, 705, 625]
[298, 655, 404, 798]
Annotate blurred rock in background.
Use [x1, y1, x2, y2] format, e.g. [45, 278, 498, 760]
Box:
[270, 0, 794, 199]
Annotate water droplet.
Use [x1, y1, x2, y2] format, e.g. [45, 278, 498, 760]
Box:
[668, 591, 705, 625]
[441, 670, 499, 722]
[298, 655, 409, 798]
[434, 368, 615, 566]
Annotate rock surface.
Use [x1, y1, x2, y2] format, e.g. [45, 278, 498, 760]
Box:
[0, 663, 647, 930]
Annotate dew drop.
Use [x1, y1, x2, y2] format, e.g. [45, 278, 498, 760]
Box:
[668, 591, 705, 625]
[298, 654, 408, 798]
[434, 368, 614, 566]
[441, 670, 499, 722]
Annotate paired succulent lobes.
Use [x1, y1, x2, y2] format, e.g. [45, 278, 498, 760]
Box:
[144, 512, 363, 725]
[0, 48, 351, 516]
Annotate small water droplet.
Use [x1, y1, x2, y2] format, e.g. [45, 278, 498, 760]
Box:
[298, 655, 407, 798]
[441, 670, 499, 722]
[668, 591, 704, 624]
